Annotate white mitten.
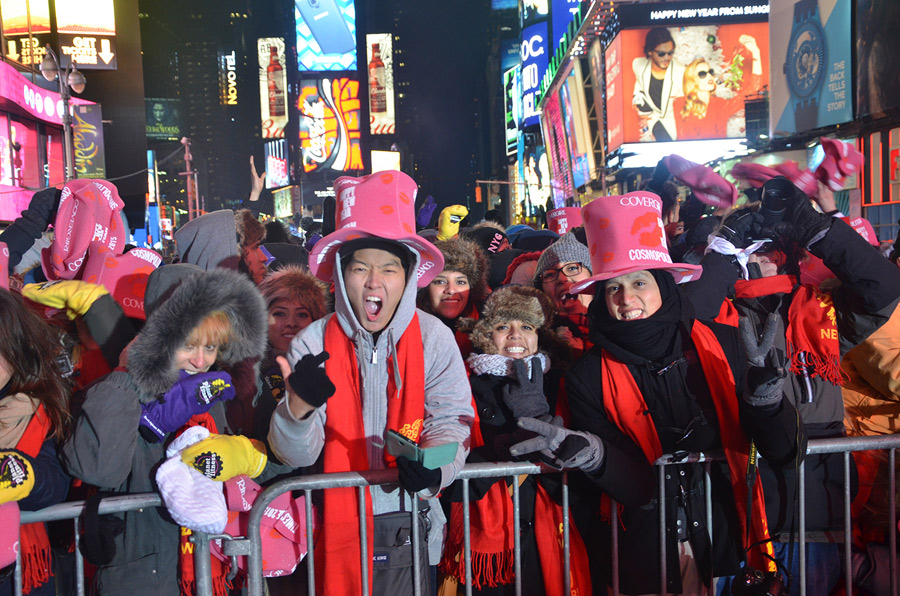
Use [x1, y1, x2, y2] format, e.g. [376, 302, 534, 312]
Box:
[156, 456, 227, 534]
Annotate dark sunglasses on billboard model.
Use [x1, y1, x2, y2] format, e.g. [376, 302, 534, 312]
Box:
[654, 50, 675, 57]
[697, 69, 716, 79]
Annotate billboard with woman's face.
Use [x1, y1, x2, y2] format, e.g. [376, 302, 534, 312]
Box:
[611, 21, 769, 145]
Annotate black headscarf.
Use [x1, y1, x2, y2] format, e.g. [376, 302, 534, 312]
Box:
[588, 269, 689, 363]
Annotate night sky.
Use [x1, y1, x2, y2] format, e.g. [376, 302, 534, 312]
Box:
[392, 2, 492, 212]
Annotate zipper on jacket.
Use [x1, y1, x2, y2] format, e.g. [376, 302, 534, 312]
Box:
[372, 345, 378, 364]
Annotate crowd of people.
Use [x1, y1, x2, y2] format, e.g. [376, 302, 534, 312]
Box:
[0, 142, 899, 596]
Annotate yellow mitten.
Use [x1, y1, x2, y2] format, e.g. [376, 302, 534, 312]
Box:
[0, 451, 35, 505]
[437, 205, 469, 241]
[180, 434, 267, 481]
[23, 280, 109, 320]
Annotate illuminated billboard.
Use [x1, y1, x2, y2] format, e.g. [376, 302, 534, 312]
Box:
[541, 90, 573, 207]
[601, 35, 625, 152]
[273, 187, 293, 219]
[265, 139, 290, 189]
[55, 0, 117, 69]
[551, 0, 581, 51]
[612, 21, 769, 144]
[521, 21, 549, 127]
[560, 62, 593, 188]
[219, 50, 238, 107]
[503, 66, 520, 155]
[298, 78, 363, 173]
[1, 0, 51, 67]
[769, 0, 851, 134]
[145, 98, 180, 140]
[366, 34, 395, 135]
[258, 38, 288, 140]
[73, 104, 105, 179]
[371, 150, 401, 173]
[295, 0, 356, 71]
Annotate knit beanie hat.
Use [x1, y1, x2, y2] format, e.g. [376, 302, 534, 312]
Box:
[461, 222, 509, 255]
[429, 236, 490, 305]
[467, 285, 554, 354]
[533, 232, 592, 286]
[235, 209, 266, 249]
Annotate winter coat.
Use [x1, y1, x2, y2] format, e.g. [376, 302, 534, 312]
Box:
[442, 362, 555, 594]
[565, 315, 804, 595]
[61, 268, 266, 595]
[267, 249, 474, 563]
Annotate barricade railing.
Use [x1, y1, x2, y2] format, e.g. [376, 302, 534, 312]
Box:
[12, 434, 900, 596]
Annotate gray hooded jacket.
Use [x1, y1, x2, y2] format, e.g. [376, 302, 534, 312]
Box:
[62, 267, 266, 595]
[268, 248, 474, 562]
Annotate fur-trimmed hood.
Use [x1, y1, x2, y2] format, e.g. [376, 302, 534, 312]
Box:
[128, 267, 267, 400]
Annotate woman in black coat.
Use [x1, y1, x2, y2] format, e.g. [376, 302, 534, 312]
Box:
[510, 195, 807, 596]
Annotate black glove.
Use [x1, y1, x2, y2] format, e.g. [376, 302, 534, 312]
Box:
[501, 358, 550, 419]
[739, 315, 788, 408]
[396, 455, 442, 493]
[714, 208, 764, 249]
[285, 351, 336, 409]
[682, 215, 722, 249]
[761, 176, 832, 248]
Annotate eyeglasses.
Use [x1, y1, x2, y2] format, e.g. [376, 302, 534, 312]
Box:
[697, 69, 716, 79]
[654, 50, 675, 57]
[539, 263, 584, 284]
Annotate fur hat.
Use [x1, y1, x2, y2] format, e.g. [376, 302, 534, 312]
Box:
[235, 209, 266, 249]
[426, 237, 490, 306]
[257, 264, 331, 321]
[465, 285, 554, 355]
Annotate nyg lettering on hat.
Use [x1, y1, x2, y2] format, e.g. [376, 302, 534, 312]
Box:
[546, 207, 582, 235]
[82, 245, 163, 319]
[41, 180, 125, 281]
[309, 170, 444, 287]
[570, 192, 702, 295]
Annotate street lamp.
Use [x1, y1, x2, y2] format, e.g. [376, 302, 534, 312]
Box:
[40, 45, 86, 182]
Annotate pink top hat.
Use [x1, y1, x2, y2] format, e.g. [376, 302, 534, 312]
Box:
[570, 192, 702, 295]
[0, 502, 19, 569]
[0, 242, 8, 291]
[309, 170, 444, 287]
[731, 162, 782, 188]
[664, 155, 737, 207]
[772, 161, 817, 197]
[40, 180, 126, 281]
[546, 207, 583, 235]
[816, 137, 863, 191]
[81, 245, 164, 319]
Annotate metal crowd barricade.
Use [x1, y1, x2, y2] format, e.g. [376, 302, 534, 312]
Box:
[11, 435, 900, 596]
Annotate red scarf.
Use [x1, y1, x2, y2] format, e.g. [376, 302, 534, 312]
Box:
[16, 404, 52, 594]
[317, 314, 426, 595]
[600, 321, 775, 572]
[724, 275, 845, 386]
[439, 481, 591, 595]
[439, 386, 590, 594]
[177, 413, 233, 596]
